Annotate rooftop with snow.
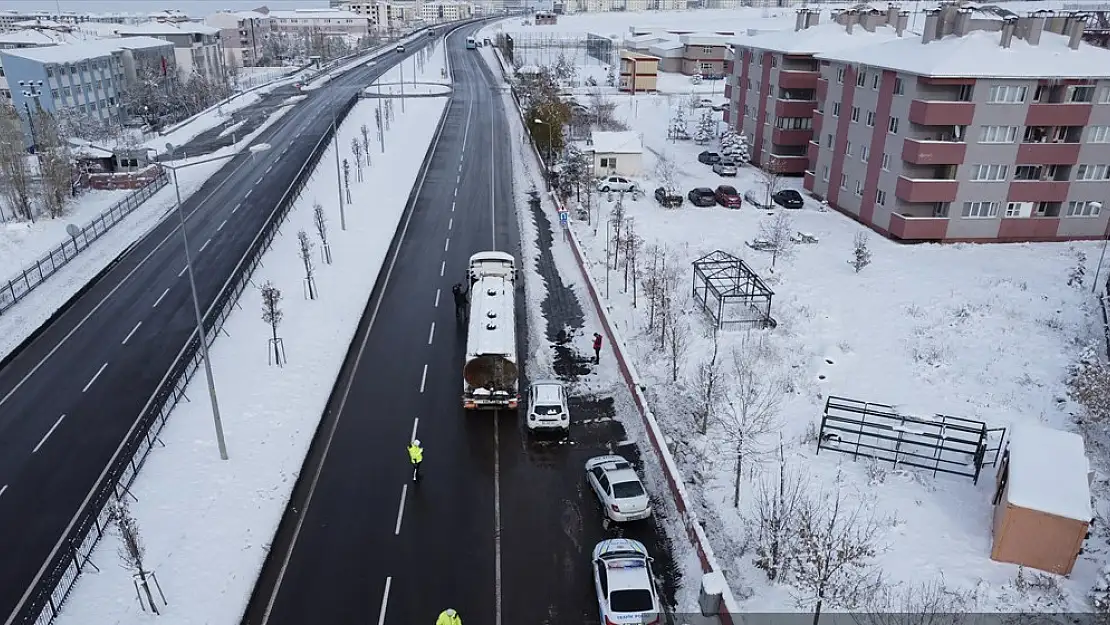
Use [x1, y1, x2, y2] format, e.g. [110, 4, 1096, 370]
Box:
[0, 35, 171, 63]
[588, 131, 644, 154]
[1006, 425, 1092, 522]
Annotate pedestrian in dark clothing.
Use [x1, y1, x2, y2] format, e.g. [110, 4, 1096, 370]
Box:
[592, 332, 603, 364]
[452, 283, 468, 321]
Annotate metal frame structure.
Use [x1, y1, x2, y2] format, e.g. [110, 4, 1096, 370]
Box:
[691, 250, 775, 329]
[817, 395, 1006, 484]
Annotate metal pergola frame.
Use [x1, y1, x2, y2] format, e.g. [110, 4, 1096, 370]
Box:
[691, 250, 775, 329]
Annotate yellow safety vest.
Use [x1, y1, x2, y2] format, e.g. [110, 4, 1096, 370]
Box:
[408, 444, 423, 464]
[436, 612, 461, 625]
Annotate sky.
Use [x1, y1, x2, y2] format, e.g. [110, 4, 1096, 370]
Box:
[6, 0, 331, 16]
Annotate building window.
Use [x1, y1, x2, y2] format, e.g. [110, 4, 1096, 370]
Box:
[769, 53, 777, 66]
[1069, 85, 1095, 103]
[1099, 87, 1110, 104]
[840, 174, 848, 190]
[826, 133, 833, 147]
[1067, 200, 1102, 217]
[836, 67, 845, 84]
[970, 164, 1008, 181]
[822, 166, 829, 182]
[599, 157, 617, 168]
[866, 110, 875, 127]
[888, 117, 900, 134]
[988, 85, 1027, 103]
[854, 180, 864, 196]
[845, 141, 853, 157]
[776, 117, 812, 130]
[1076, 164, 1110, 181]
[861, 146, 869, 163]
[850, 106, 859, 122]
[876, 189, 886, 206]
[856, 70, 866, 87]
[962, 201, 999, 218]
[832, 101, 840, 116]
[1088, 126, 1110, 143]
[893, 77, 904, 95]
[979, 125, 1018, 144]
[881, 152, 890, 171]
[1006, 201, 1032, 218]
[872, 74, 880, 90]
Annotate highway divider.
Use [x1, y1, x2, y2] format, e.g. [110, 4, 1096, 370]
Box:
[0, 169, 168, 317]
[488, 46, 742, 623]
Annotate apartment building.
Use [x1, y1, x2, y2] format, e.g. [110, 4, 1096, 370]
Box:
[266, 8, 370, 38]
[421, 2, 474, 23]
[0, 22, 88, 103]
[679, 34, 729, 76]
[205, 10, 271, 67]
[0, 11, 130, 32]
[116, 21, 224, 80]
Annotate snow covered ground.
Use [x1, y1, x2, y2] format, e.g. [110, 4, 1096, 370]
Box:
[0, 104, 295, 363]
[236, 66, 298, 91]
[51, 45, 449, 625]
[0, 188, 130, 270]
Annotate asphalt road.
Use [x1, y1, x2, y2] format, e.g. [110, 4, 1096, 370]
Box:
[244, 28, 681, 625]
[0, 33, 445, 624]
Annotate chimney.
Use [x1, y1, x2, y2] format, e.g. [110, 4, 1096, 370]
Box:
[1047, 13, 1068, 35]
[922, 9, 940, 43]
[954, 7, 972, 36]
[807, 10, 821, 27]
[1000, 16, 1016, 48]
[795, 8, 806, 31]
[886, 3, 898, 24]
[1026, 10, 1047, 45]
[896, 10, 909, 36]
[861, 10, 879, 32]
[1069, 14, 1086, 49]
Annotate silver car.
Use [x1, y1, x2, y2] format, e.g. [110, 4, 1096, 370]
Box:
[712, 159, 737, 176]
[526, 380, 569, 432]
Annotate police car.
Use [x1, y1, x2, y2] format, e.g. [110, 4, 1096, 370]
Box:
[585, 455, 652, 522]
[591, 539, 662, 625]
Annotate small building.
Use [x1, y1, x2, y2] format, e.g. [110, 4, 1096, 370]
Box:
[991, 425, 1092, 576]
[647, 40, 684, 73]
[534, 11, 557, 25]
[679, 34, 730, 77]
[618, 50, 658, 93]
[586, 131, 643, 176]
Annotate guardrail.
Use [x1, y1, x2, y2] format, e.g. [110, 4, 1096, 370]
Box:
[11, 93, 360, 625]
[0, 169, 169, 317]
[490, 46, 741, 622]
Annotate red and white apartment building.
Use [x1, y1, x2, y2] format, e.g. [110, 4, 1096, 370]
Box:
[726, 3, 1110, 243]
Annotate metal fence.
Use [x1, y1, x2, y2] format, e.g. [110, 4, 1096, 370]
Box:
[12, 93, 360, 625]
[0, 170, 169, 316]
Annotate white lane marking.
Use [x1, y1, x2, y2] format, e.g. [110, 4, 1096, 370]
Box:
[245, 189, 253, 198]
[256, 176, 264, 185]
[440, 260, 445, 277]
[494, 412, 503, 625]
[453, 187, 458, 198]
[394, 484, 408, 535]
[218, 219, 227, 232]
[232, 202, 241, 214]
[178, 265, 188, 278]
[428, 322, 435, 345]
[153, 288, 170, 308]
[0, 485, 7, 499]
[456, 174, 461, 185]
[448, 217, 453, 230]
[82, 363, 108, 393]
[122, 321, 142, 345]
[266, 165, 273, 173]
[444, 237, 450, 252]
[33, 414, 66, 453]
[451, 202, 455, 212]
[199, 238, 211, 253]
[419, 363, 428, 393]
[434, 288, 440, 308]
[377, 577, 392, 625]
[411, 417, 419, 441]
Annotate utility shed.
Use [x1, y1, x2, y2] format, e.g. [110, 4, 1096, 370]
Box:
[991, 425, 1092, 575]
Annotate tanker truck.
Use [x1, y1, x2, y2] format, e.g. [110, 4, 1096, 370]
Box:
[462, 251, 519, 410]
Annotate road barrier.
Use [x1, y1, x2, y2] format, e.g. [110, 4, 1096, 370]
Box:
[490, 47, 741, 623]
[0, 169, 168, 317]
[9, 93, 362, 625]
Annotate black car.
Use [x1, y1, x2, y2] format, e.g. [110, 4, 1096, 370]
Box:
[654, 187, 683, 208]
[687, 187, 717, 207]
[697, 151, 721, 165]
[772, 189, 805, 209]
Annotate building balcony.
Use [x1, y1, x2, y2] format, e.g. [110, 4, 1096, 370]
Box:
[807, 140, 819, 162]
[1016, 142, 1081, 165]
[895, 176, 959, 203]
[779, 69, 819, 90]
[769, 154, 808, 174]
[774, 98, 816, 118]
[771, 127, 812, 145]
[804, 170, 815, 191]
[901, 138, 967, 165]
[908, 99, 975, 126]
[1007, 180, 1070, 203]
[1025, 103, 1092, 127]
[889, 213, 949, 241]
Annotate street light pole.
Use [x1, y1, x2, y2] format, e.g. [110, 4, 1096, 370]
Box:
[399, 59, 406, 113]
[333, 117, 347, 230]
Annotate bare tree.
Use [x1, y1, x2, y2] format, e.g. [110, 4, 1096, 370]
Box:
[667, 314, 691, 383]
[757, 211, 795, 270]
[342, 158, 351, 203]
[298, 230, 317, 300]
[641, 245, 664, 333]
[1068, 347, 1110, 426]
[857, 579, 969, 625]
[751, 440, 808, 582]
[721, 340, 783, 507]
[0, 103, 35, 221]
[849, 232, 872, 273]
[33, 107, 72, 219]
[350, 138, 364, 182]
[261, 281, 285, 366]
[791, 487, 884, 625]
[313, 202, 332, 264]
[607, 196, 626, 271]
[621, 217, 643, 300]
[108, 499, 164, 614]
[691, 327, 725, 434]
[759, 157, 785, 210]
[655, 250, 682, 349]
[360, 123, 371, 165]
[587, 89, 624, 130]
[654, 150, 679, 195]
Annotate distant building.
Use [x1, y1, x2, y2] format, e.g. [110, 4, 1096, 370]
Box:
[679, 34, 729, 76]
[618, 50, 658, 93]
[265, 8, 370, 38]
[0, 10, 131, 32]
[535, 11, 558, 24]
[586, 130, 644, 176]
[205, 10, 271, 67]
[0, 21, 93, 103]
[421, 2, 474, 23]
[116, 21, 223, 80]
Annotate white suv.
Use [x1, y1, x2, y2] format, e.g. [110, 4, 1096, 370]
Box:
[597, 176, 637, 193]
[525, 380, 569, 433]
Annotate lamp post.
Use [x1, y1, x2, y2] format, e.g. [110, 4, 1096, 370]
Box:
[162, 142, 269, 460]
[1092, 201, 1108, 293]
[17, 80, 44, 153]
[533, 118, 553, 165]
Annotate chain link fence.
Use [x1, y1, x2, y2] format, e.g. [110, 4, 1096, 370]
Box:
[0, 169, 169, 316]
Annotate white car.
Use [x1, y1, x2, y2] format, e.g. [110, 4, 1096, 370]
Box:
[525, 380, 569, 432]
[597, 176, 637, 193]
[591, 539, 662, 625]
[585, 455, 652, 522]
[395, 45, 406, 53]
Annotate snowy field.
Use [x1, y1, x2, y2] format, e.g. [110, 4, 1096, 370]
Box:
[52, 41, 450, 625]
[483, 6, 1110, 615]
[0, 188, 129, 270]
[236, 65, 298, 91]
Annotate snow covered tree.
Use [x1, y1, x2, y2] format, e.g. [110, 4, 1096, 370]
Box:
[691, 327, 725, 435]
[1068, 250, 1087, 288]
[1068, 346, 1110, 426]
[313, 202, 332, 265]
[108, 499, 164, 614]
[751, 440, 807, 582]
[694, 111, 715, 144]
[720, 340, 783, 507]
[298, 230, 317, 300]
[261, 281, 285, 366]
[1091, 566, 1110, 616]
[0, 102, 35, 221]
[759, 157, 785, 211]
[654, 150, 679, 195]
[667, 105, 689, 142]
[849, 232, 871, 273]
[350, 138, 364, 181]
[719, 130, 751, 163]
[860, 579, 969, 625]
[605, 64, 616, 87]
[32, 106, 72, 219]
[360, 123, 371, 166]
[758, 212, 795, 270]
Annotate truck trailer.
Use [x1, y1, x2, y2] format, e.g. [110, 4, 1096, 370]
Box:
[463, 251, 518, 410]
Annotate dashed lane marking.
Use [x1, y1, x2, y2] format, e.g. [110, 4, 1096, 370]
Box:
[82, 363, 107, 393]
[411, 417, 419, 441]
[232, 203, 241, 214]
[178, 265, 188, 278]
[153, 288, 170, 308]
[218, 219, 227, 232]
[428, 322, 435, 345]
[0, 485, 7, 499]
[440, 260, 445, 277]
[199, 238, 211, 253]
[434, 288, 440, 308]
[245, 189, 253, 198]
[122, 321, 142, 345]
[444, 237, 450, 252]
[394, 485, 408, 535]
[419, 364, 428, 394]
[448, 217, 453, 230]
[32, 414, 65, 454]
[377, 577, 392, 625]
[256, 176, 264, 185]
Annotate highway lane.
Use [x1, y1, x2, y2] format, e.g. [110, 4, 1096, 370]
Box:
[0, 36, 444, 623]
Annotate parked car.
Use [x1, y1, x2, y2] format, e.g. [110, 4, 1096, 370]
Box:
[694, 98, 714, 108]
[712, 159, 738, 176]
[711, 102, 730, 112]
[525, 380, 570, 433]
[586, 456, 653, 522]
[687, 187, 717, 207]
[715, 185, 742, 208]
[743, 189, 766, 208]
[654, 187, 683, 208]
[773, 189, 805, 209]
[591, 539, 663, 625]
[597, 175, 637, 193]
[697, 151, 721, 165]
[396, 45, 406, 53]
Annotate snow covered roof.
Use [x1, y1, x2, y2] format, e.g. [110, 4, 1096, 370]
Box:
[0, 36, 171, 64]
[627, 33, 670, 44]
[648, 40, 684, 51]
[13, 19, 66, 29]
[67, 138, 114, 159]
[266, 9, 364, 20]
[816, 29, 1110, 79]
[116, 21, 220, 36]
[0, 29, 83, 46]
[1006, 425, 1091, 522]
[740, 21, 903, 55]
[680, 34, 730, 47]
[589, 131, 642, 154]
